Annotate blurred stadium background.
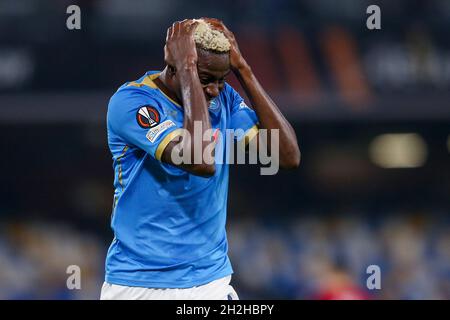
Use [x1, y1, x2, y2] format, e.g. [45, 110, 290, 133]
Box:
[1, 0, 450, 299]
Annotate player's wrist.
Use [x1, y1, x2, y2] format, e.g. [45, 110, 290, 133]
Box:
[175, 56, 198, 72]
[232, 60, 251, 76]
[177, 63, 202, 91]
[231, 58, 251, 72]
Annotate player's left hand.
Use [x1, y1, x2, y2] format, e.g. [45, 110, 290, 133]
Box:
[201, 18, 248, 72]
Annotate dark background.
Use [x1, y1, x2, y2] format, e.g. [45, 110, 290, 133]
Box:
[0, 0, 449, 299]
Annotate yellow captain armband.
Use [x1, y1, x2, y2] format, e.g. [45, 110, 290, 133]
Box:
[155, 129, 184, 161]
[244, 125, 259, 146]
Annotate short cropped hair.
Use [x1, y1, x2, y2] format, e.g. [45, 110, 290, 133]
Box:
[193, 19, 231, 53]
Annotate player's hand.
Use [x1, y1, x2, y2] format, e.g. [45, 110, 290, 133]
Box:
[164, 19, 199, 70]
[201, 18, 248, 71]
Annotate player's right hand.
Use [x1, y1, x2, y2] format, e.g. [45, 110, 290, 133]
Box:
[164, 19, 198, 71]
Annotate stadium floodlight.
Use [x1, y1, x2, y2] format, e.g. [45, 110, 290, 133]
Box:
[369, 133, 427, 169]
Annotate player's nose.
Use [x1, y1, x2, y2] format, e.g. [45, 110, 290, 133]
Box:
[205, 84, 220, 100]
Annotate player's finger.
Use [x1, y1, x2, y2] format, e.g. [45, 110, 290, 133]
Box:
[185, 20, 198, 35]
[180, 19, 193, 28]
[164, 44, 169, 59]
[170, 22, 177, 37]
[164, 44, 173, 62]
[201, 17, 219, 22]
[180, 18, 191, 25]
[173, 21, 181, 36]
[186, 19, 197, 27]
[206, 20, 226, 32]
[166, 26, 172, 41]
[202, 17, 223, 27]
[178, 19, 189, 31]
[210, 18, 224, 25]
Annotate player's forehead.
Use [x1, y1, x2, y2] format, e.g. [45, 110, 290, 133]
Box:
[197, 48, 230, 79]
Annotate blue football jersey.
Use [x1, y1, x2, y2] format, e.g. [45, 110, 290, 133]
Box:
[105, 71, 259, 288]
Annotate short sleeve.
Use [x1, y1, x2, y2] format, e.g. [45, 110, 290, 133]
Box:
[228, 85, 259, 144]
[107, 87, 183, 161]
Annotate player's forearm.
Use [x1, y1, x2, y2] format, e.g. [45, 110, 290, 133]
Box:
[234, 63, 301, 168]
[177, 65, 216, 170]
[178, 64, 210, 127]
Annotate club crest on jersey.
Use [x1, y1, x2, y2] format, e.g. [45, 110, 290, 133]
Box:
[136, 106, 160, 128]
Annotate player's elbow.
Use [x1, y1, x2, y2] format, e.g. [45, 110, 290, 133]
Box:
[280, 148, 301, 169]
[191, 163, 216, 177]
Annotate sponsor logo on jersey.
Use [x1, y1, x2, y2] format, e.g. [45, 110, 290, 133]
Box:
[146, 120, 176, 143]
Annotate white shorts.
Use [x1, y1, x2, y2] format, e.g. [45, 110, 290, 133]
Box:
[100, 275, 239, 300]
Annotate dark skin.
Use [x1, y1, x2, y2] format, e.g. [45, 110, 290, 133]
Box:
[155, 48, 230, 107]
[154, 19, 300, 177]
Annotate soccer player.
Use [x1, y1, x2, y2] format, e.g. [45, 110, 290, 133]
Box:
[101, 18, 300, 300]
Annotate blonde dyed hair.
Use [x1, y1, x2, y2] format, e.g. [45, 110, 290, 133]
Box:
[193, 19, 231, 53]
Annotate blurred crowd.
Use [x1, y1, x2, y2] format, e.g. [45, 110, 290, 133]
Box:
[1, 209, 450, 300]
[229, 212, 450, 299]
[0, 220, 104, 299]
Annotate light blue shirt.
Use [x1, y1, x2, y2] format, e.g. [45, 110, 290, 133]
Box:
[105, 71, 258, 288]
